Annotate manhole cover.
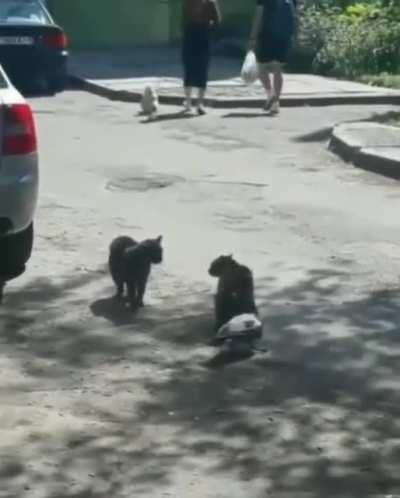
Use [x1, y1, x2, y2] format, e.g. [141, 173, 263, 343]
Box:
[106, 174, 184, 193]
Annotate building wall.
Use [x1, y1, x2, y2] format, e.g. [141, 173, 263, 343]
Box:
[169, 0, 255, 42]
[51, 0, 170, 49]
[50, 0, 254, 49]
[218, 0, 255, 37]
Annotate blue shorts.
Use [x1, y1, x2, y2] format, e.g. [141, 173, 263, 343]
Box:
[256, 32, 292, 64]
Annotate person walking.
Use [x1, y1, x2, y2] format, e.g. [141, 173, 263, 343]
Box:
[248, 0, 297, 115]
[182, 0, 221, 115]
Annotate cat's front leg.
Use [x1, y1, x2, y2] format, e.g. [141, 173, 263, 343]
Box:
[127, 282, 139, 310]
[215, 294, 229, 331]
[114, 281, 124, 299]
[137, 278, 147, 307]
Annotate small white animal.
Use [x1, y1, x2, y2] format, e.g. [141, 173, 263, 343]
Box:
[216, 313, 263, 342]
[215, 313, 265, 354]
[141, 85, 159, 120]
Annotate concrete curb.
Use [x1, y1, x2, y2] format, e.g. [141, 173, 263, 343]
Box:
[329, 123, 400, 180]
[69, 75, 400, 109]
[70, 76, 142, 102]
[328, 129, 358, 163]
[355, 148, 400, 179]
[70, 74, 400, 180]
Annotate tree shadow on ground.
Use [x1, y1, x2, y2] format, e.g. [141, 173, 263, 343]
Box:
[140, 110, 196, 124]
[222, 111, 273, 119]
[90, 296, 133, 327]
[292, 126, 334, 143]
[1, 266, 400, 496]
[292, 108, 400, 145]
[358, 110, 400, 126]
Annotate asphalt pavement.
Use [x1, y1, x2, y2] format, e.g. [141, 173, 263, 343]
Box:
[1, 90, 400, 497]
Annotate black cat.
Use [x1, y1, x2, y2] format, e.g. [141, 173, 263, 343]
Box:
[208, 254, 258, 331]
[108, 235, 163, 310]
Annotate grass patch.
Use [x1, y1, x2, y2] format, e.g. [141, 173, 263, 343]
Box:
[358, 74, 400, 128]
[384, 115, 400, 128]
[363, 111, 400, 128]
[358, 73, 400, 90]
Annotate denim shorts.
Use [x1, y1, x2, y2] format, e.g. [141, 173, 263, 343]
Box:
[256, 32, 292, 64]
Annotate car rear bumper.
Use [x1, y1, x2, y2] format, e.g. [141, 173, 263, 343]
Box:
[0, 152, 38, 234]
[0, 49, 68, 83]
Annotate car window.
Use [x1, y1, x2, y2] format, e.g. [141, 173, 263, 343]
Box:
[0, 1, 50, 25]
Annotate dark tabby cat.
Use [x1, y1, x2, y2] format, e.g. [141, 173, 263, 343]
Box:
[109, 235, 163, 310]
[208, 254, 258, 330]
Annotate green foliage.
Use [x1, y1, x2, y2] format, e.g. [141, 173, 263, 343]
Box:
[297, 4, 339, 52]
[339, 2, 381, 23]
[359, 73, 400, 89]
[314, 15, 400, 77]
[297, 0, 400, 79]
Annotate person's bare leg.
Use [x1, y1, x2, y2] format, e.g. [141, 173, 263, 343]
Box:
[270, 62, 283, 114]
[197, 88, 206, 115]
[259, 62, 281, 112]
[272, 62, 283, 98]
[184, 86, 193, 112]
[258, 63, 272, 100]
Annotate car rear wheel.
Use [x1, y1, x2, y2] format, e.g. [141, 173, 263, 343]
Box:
[48, 72, 67, 93]
[0, 223, 34, 282]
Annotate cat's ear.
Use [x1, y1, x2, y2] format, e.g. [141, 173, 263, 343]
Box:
[157, 235, 163, 243]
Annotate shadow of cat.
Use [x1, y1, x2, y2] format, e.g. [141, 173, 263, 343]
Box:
[203, 348, 255, 369]
[90, 296, 134, 326]
[222, 112, 275, 119]
[140, 110, 196, 124]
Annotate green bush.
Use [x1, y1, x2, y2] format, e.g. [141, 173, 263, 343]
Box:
[293, 4, 338, 71]
[297, 4, 339, 53]
[314, 15, 400, 77]
[359, 73, 400, 89]
[341, 2, 380, 22]
[297, 0, 400, 79]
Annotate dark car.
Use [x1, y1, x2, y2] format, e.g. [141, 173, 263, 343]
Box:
[0, 0, 68, 93]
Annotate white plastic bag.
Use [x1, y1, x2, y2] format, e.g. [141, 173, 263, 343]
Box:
[240, 51, 258, 85]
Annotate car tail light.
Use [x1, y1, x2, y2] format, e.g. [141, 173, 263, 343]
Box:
[2, 104, 37, 156]
[43, 32, 68, 50]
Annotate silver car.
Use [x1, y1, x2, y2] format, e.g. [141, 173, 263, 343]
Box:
[0, 64, 38, 303]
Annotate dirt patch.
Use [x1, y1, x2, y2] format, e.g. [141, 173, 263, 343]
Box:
[106, 174, 184, 193]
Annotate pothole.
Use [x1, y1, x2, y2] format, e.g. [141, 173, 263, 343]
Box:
[106, 174, 184, 193]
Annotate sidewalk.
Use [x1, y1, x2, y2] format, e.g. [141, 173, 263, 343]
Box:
[330, 121, 400, 180]
[69, 48, 400, 108]
[69, 48, 400, 180]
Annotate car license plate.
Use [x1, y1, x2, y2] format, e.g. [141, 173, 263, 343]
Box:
[0, 36, 34, 46]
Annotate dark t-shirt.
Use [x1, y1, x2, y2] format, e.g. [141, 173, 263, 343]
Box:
[257, 0, 297, 40]
[257, 0, 297, 9]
